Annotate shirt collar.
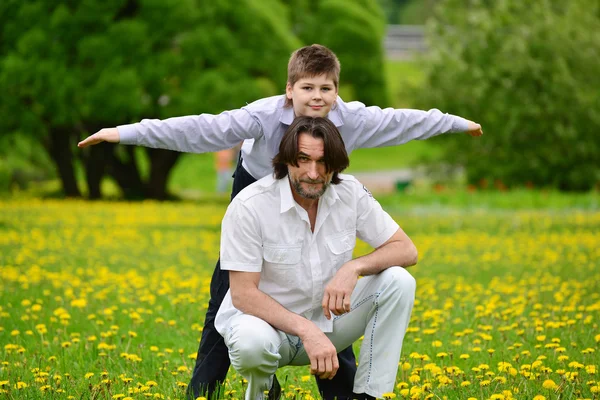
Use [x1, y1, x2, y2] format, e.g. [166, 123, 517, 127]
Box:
[278, 176, 340, 214]
[279, 97, 344, 128]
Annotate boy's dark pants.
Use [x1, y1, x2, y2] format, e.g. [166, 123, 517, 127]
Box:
[187, 159, 358, 400]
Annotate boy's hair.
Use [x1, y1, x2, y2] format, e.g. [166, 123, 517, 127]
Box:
[272, 116, 349, 185]
[285, 44, 340, 107]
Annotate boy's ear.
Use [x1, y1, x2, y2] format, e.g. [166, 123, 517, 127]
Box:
[286, 82, 293, 99]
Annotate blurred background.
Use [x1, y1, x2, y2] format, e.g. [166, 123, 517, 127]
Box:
[1, 0, 599, 201]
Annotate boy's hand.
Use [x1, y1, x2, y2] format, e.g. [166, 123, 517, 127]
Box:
[78, 128, 120, 148]
[466, 121, 483, 137]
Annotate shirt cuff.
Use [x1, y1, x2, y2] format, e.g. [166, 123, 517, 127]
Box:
[220, 261, 262, 273]
[117, 124, 138, 145]
[451, 116, 470, 132]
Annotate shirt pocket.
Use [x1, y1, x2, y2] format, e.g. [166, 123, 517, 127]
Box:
[263, 244, 302, 285]
[326, 230, 356, 267]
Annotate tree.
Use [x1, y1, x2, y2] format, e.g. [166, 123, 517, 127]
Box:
[414, 0, 600, 190]
[0, 0, 299, 199]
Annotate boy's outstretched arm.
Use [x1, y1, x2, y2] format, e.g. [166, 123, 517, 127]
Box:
[342, 101, 483, 150]
[77, 108, 262, 153]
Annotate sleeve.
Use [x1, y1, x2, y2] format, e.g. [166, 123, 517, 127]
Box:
[352, 105, 470, 149]
[354, 182, 400, 248]
[219, 199, 264, 272]
[117, 108, 263, 153]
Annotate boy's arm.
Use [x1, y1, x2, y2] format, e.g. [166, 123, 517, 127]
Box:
[348, 105, 482, 149]
[78, 108, 262, 153]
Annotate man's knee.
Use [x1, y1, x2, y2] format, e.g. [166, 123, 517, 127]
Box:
[382, 267, 416, 297]
[227, 317, 280, 371]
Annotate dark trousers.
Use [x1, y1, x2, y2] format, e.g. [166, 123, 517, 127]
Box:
[187, 159, 358, 400]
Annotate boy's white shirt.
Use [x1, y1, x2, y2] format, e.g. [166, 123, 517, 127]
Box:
[118, 95, 470, 180]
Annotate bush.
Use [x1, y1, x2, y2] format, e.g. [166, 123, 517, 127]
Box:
[414, 0, 600, 191]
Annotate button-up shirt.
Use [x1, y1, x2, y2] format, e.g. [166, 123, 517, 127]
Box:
[118, 95, 470, 180]
[214, 174, 400, 334]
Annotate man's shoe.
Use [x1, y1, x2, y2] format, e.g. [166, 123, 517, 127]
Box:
[267, 375, 282, 400]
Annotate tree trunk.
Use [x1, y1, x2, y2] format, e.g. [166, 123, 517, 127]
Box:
[83, 142, 112, 200]
[146, 148, 181, 200]
[105, 146, 146, 199]
[48, 128, 81, 197]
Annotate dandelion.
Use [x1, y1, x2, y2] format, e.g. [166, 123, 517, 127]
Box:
[382, 393, 396, 399]
[460, 381, 471, 387]
[586, 365, 596, 374]
[459, 354, 470, 359]
[301, 376, 311, 382]
[542, 380, 557, 390]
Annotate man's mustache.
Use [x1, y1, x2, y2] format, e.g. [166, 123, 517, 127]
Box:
[300, 179, 325, 184]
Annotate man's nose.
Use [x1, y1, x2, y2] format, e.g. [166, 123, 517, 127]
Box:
[307, 163, 320, 180]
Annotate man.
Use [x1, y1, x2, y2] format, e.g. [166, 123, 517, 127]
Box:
[215, 116, 418, 400]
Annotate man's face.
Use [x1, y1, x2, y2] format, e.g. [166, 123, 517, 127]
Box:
[288, 133, 333, 200]
[286, 74, 338, 118]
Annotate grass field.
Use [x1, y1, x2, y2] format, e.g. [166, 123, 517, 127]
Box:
[1, 197, 598, 400]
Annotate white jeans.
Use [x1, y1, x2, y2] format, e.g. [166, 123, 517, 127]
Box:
[222, 267, 416, 400]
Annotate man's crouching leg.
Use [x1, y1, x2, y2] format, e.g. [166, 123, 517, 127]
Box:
[351, 267, 416, 397]
[224, 314, 283, 400]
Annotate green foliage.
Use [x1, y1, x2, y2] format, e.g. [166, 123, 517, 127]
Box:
[414, 0, 600, 191]
[0, 0, 297, 132]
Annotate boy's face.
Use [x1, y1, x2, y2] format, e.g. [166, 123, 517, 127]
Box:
[286, 74, 338, 118]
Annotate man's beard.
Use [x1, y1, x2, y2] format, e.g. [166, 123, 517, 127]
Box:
[291, 177, 330, 199]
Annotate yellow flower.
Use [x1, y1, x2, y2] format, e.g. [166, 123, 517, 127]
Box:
[85, 373, 94, 379]
[532, 396, 546, 400]
[408, 375, 420, 384]
[460, 381, 471, 387]
[586, 365, 597, 374]
[459, 354, 470, 359]
[382, 393, 396, 399]
[301, 375, 311, 382]
[432, 340, 442, 347]
[146, 381, 158, 387]
[542, 379, 557, 390]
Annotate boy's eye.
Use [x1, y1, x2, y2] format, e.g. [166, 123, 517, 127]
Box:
[322, 88, 331, 92]
[302, 87, 312, 91]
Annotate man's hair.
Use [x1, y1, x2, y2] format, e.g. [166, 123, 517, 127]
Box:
[272, 116, 349, 184]
[285, 44, 341, 107]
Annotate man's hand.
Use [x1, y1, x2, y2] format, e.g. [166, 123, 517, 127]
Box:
[322, 261, 360, 320]
[466, 121, 483, 137]
[78, 128, 120, 148]
[299, 323, 339, 380]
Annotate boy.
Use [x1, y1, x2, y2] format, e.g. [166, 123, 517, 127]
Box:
[78, 44, 482, 400]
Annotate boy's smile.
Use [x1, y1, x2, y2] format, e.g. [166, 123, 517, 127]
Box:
[286, 74, 338, 118]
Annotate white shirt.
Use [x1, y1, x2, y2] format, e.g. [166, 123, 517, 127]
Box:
[118, 95, 470, 180]
[214, 174, 400, 334]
